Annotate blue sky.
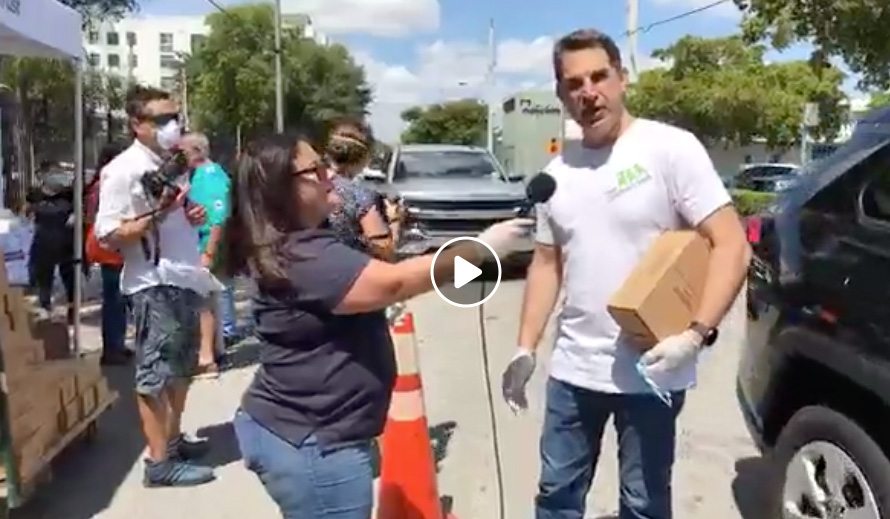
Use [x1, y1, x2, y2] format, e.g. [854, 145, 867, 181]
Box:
[138, 0, 863, 141]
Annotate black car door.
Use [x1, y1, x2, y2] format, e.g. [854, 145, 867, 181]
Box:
[795, 148, 890, 338]
[838, 170, 890, 352]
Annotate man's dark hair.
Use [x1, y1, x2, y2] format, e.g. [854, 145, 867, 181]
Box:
[125, 84, 171, 120]
[552, 29, 623, 82]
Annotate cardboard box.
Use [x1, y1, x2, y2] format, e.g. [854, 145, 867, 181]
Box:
[94, 377, 111, 404]
[16, 421, 57, 482]
[607, 230, 710, 349]
[39, 360, 79, 405]
[80, 384, 98, 420]
[1, 287, 29, 335]
[59, 399, 80, 433]
[30, 320, 71, 360]
[74, 357, 103, 390]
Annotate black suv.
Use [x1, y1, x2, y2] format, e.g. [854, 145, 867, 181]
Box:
[739, 106, 890, 519]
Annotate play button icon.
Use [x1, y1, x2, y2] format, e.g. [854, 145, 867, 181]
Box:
[431, 237, 501, 308]
[453, 256, 482, 289]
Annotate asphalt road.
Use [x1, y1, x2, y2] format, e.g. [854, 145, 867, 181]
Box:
[11, 278, 765, 519]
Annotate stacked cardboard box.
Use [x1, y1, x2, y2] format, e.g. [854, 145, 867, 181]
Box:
[0, 264, 113, 484]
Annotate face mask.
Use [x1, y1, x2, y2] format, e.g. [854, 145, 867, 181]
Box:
[156, 120, 182, 151]
[635, 359, 673, 407]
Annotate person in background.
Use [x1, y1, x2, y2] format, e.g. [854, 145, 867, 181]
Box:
[223, 132, 529, 519]
[85, 141, 131, 365]
[325, 117, 401, 259]
[500, 29, 750, 519]
[27, 161, 76, 322]
[94, 85, 216, 487]
[180, 131, 232, 376]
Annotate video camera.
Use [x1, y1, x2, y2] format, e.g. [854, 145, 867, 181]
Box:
[140, 148, 191, 204]
[138, 148, 192, 266]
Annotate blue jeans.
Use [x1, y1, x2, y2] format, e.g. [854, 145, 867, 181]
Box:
[536, 378, 686, 519]
[100, 265, 127, 353]
[217, 278, 237, 338]
[234, 410, 374, 519]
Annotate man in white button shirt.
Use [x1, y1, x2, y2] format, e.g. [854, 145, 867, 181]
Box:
[95, 86, 217, 487]
[501, 29, 751, 519]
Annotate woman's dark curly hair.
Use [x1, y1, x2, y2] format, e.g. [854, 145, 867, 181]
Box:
[326, 116, 374, 171]
[221, 132, 310, 286]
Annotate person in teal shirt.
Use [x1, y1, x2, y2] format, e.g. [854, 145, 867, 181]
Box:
[181, 132, 236, 373]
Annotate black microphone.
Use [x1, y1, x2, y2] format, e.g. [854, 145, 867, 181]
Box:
[518, 172, 557, 217]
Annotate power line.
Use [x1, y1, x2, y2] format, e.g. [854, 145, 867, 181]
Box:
[203, 0, 228, 14]
[623, 0, 734, 38]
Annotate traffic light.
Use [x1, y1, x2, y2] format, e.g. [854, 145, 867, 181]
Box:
[548, 138, 559, 154]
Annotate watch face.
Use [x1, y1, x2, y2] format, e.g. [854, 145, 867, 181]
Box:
[704, 328, 718, 346]
[691, 321, 718, 346]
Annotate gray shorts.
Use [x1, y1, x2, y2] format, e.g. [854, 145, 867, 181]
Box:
[130, 285, 202, 396]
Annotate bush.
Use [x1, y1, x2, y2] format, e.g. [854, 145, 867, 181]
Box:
[731, 189, 776, 217]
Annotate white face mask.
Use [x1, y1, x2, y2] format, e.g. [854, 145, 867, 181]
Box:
[156, 119, 182, 151]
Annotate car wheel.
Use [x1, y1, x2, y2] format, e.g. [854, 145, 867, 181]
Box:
[768, 405, 890, 519]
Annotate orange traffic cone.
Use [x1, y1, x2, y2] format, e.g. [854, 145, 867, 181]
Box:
[376, 312, 452, 519]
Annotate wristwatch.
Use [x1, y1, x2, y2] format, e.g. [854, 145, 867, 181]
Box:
[689, 321, 719, 347]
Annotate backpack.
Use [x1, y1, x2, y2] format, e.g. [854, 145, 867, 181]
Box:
[84, 177, 123, 266]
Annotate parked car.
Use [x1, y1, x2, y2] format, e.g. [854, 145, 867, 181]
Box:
[734, 163, 802, 193]
[359, 143, 533, 260]
[739, 105, 890, 518]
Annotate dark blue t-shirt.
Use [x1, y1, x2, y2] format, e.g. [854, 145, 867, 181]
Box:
[241, 230, 396, 447]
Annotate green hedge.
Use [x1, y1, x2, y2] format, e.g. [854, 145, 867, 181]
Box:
[731, 189, 776, 217]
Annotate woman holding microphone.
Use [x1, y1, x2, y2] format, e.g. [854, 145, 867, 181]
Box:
[223, 132, 528, 519]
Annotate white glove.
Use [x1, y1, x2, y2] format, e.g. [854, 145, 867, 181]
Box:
[501, 347, 536, 414]
[639, 330, 702, 373]
[477, 218, 535, 258]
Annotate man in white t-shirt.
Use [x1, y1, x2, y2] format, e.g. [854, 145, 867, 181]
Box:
[501, 29, 751, 519]
[95, 86, 219, 488]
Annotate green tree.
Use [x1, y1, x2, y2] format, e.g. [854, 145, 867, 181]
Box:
[400, 100, 486, 145]
[0, 0, 139, 209]
[59, 0, 139, 21]
[738, 0, 890, 89]
[869, 91, 890, 109]
[626, 35, 846, 149]
[187, 3, 371, 146]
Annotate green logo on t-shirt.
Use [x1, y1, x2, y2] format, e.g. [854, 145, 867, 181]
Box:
[616, 164, 650, 191]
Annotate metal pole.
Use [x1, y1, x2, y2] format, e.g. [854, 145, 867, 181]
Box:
[800, 125, 809, 166]
[627, 0, 640, 81]
[486, 18, 495, 153]
[181, 65, 190, 130]
[127, 40, 135, 85]
[274, 0, 284, 133]
[73, 58, 84, 357]
[0, 106, 4, 207]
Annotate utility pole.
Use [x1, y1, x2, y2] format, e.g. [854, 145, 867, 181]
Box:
[126, 32, 135, 85]
[181, 65, 190, 130]
[273, 0, 284, 132]
[801, 102, 819, 166]
[626, 0, 639, 81]
[486, 18, 495, 153]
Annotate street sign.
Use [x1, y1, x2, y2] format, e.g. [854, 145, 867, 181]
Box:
[803, 102, 820, 127]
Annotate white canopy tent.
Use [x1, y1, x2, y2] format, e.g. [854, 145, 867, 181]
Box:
[1, 0, 87, 355]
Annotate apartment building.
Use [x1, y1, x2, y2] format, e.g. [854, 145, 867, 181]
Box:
[83, 13, 328, 91]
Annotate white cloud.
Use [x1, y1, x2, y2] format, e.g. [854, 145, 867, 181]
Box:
[281, 0, 439, 37]
[634, 53, 671, 73]
[355, 37, 556, 142]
